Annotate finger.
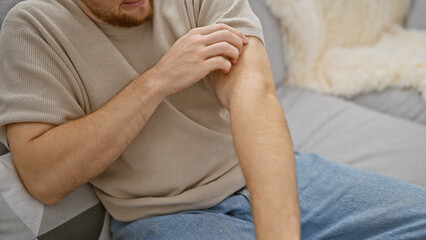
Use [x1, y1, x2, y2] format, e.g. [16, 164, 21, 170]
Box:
[199, 23, 248, 44]
[202, 42, 240, 64]
[203, 56, 233, 74]
[203, 30, 244, 54]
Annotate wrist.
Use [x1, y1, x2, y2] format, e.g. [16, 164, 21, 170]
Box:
[136, 67, 169, 102]
[148, 64, 174, 97]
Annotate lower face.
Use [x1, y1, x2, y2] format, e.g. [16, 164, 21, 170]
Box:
[79, 0, 154, 27]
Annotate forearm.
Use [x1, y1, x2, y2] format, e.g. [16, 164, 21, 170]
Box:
[229, 91, 300, 239]
[210, 37, 301, 239]
[8, 69, 166, 205]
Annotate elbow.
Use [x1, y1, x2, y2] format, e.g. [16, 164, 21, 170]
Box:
[39, 197, 61, 206]
[38, 194, 62, 206]
[11, 154, 65, 206]
[8, 127, 66, 206]
[23, 177, 64, 206]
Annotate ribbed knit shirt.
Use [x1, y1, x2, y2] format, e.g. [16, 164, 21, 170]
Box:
[0, 0, 263, 221]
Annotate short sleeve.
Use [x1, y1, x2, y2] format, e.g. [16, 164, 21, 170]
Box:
[0, 20, 86, 148]
[195, 0, 264, 44]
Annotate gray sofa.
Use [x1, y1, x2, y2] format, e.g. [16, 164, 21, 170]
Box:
[1, 0, 425, 239]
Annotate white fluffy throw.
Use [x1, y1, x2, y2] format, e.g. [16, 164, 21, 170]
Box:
[266, 0, 426, 99]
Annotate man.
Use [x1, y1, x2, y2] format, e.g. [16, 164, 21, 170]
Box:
[0, 0, 425, 239]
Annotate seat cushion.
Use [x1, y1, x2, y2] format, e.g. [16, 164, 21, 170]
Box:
[277, 85, 426, 188]
[350, 88, 426, 126]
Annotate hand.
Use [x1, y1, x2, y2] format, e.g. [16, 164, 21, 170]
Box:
[152, 23, 249, 96]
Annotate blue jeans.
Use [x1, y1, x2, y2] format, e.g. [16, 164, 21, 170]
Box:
[111, 152, 426, 240]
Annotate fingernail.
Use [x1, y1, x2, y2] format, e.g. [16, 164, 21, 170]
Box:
[244, 36, 249, 42]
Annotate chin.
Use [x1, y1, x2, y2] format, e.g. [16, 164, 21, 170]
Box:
[123, 6, 152, 20]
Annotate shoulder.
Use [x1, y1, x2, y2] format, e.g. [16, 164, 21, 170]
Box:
[4, 0, 80, 28]
[195, 0, 260, 24]
[5, 0, 55, 21]
[193, 0, 263, 41]
[196, 0, 252, 12]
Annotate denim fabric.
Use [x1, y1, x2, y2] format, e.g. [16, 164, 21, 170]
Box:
[111, 152, 426, 240]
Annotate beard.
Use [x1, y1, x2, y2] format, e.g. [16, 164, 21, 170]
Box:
[81, 0, 154, 27]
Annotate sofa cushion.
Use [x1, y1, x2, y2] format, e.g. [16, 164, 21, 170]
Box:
[407, 0, 426, 30]
[350, 88, 426, 126]
[277, 86, 426, 188]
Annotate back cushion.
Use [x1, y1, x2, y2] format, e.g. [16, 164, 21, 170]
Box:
[407, 0, 426, 30]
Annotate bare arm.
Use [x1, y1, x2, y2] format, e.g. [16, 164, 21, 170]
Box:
[210, 37, 301, 239]
[7, 24, 247, 205]
[7, 71, 165, 205]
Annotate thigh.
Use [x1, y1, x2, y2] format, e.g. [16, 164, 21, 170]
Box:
[111, 193, 255, 240]
[296, 152, 426, 240]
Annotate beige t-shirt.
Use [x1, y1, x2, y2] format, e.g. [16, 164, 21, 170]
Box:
[0, 0, 263, 221]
